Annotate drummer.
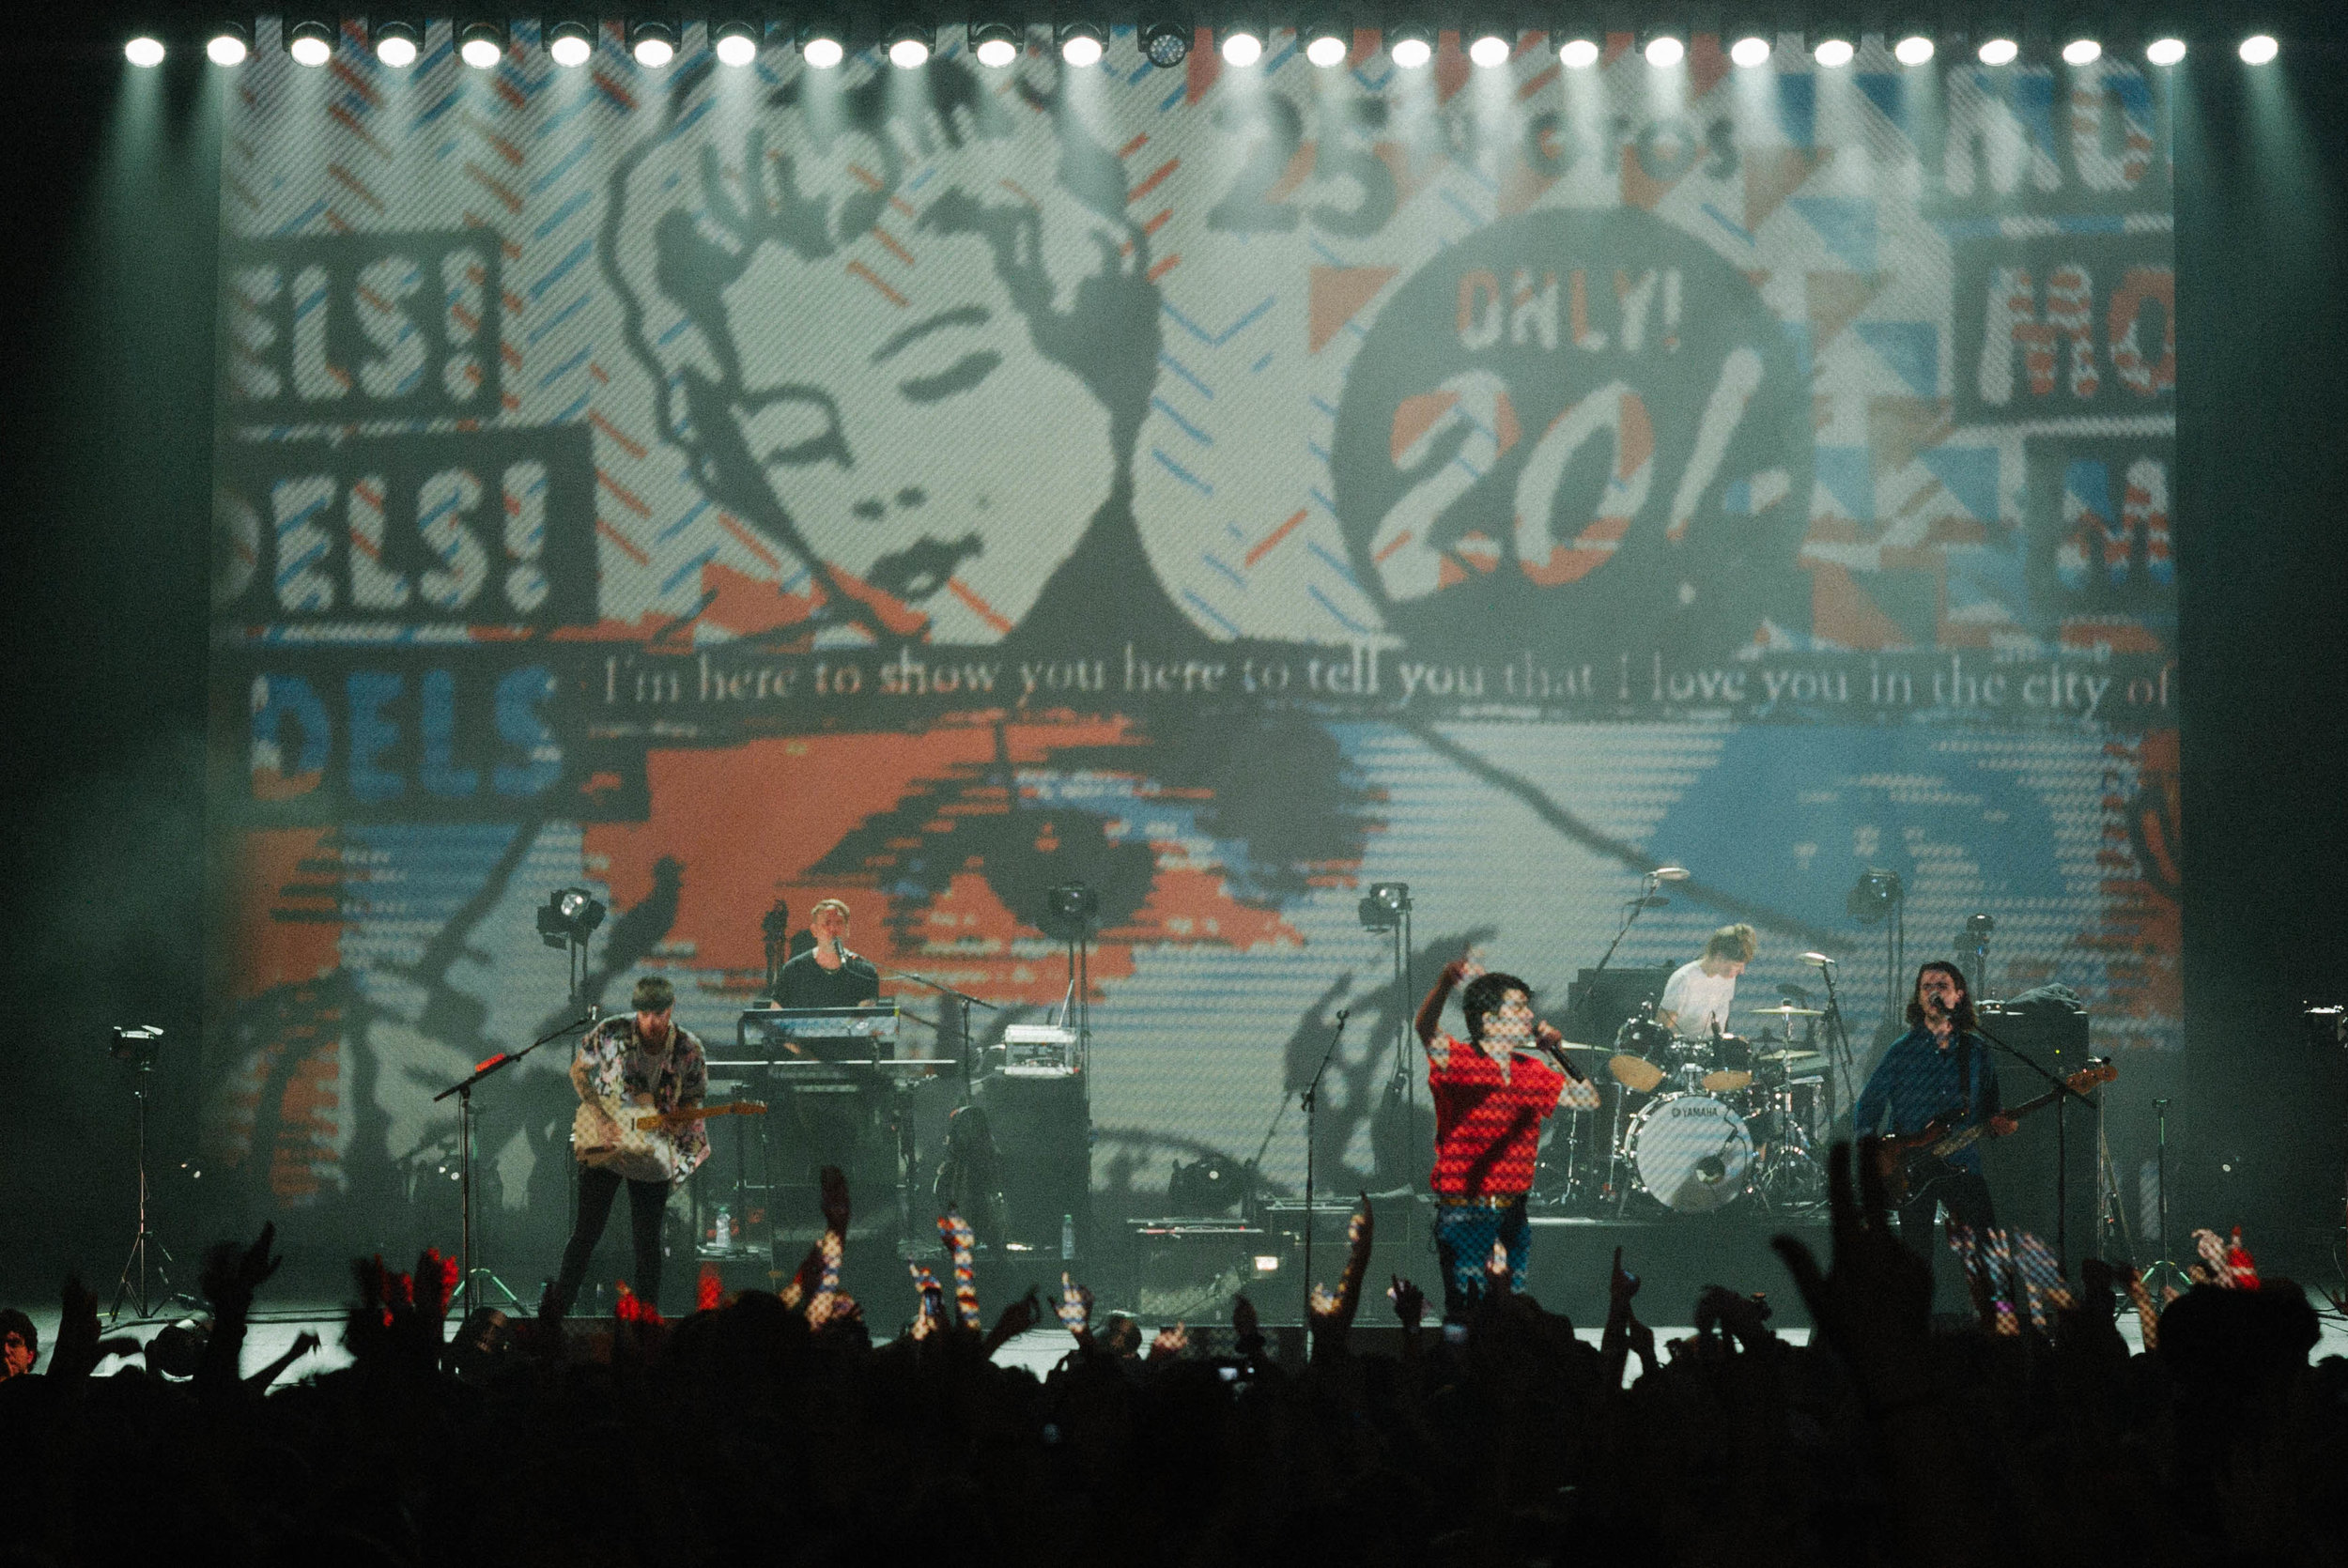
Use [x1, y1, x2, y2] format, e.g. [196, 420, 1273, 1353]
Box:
[1657, 923, 1756, 1038]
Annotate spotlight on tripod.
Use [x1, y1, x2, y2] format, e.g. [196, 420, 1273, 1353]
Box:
[1356, 881, 1411, 931]
[537, 885, 607, 948]
[1846, 868, 1902, 923]
[537, 885, 606, 1002]
[1040, 881, 1100, 941]
[109, 1026, 192, 1321]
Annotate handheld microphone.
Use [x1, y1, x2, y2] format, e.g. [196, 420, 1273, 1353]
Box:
[1650, 866, 1691, 882]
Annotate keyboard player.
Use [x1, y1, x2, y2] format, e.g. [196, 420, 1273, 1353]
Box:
[765, 898, 886, 1185]
[769, 898, 880, 1021]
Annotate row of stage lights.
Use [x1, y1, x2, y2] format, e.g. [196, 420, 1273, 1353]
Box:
[136, 19, 2286, 74]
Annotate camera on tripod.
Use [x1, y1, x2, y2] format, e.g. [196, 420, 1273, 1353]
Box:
[110, 1025, 164, 1066]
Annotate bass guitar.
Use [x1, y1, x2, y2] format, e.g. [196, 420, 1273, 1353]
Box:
[573, 1098, 766, 1183]
[1877, 1060, 2116, 1205]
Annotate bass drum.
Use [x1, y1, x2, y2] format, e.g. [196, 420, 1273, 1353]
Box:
[1623, 1093, 1754, 1213]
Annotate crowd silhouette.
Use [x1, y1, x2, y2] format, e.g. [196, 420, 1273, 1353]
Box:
[4, 1141, 2340, 1568]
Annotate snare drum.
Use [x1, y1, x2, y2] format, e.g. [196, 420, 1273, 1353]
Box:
[1622, 1092, 1754, 1213]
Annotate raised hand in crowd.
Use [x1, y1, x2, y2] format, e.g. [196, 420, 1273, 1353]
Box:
[1147, 1323, 1189, 1362]
[1057, 1271, 1095, 1353]
[1692, 1284, 1776, 1357]
[1306, 1196, 1375, 1356]
[1770, 1139, 1932, 1407]
[981, 1287, 1043, 1358]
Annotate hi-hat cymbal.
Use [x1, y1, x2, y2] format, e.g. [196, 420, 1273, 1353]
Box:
[1748, 1005, 1825, 1018]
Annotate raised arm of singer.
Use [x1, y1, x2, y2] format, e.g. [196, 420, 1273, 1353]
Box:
[1415, 961, 1572, 1319]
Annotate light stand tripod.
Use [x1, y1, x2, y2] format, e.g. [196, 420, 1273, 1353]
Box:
[109, 1029, 194, 1321]
[435, 1007, 599, 1316]
[2139, 1098, 2192, 1297]
[1299, 1007, 1350, 1348]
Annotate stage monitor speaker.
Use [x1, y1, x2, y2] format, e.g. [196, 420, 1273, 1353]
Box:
[1259, 1191, 1433, 1298]
[1125, 1220, 1275, 1317]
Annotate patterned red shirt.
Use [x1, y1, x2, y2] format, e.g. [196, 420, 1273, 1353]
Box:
[1428, 1038, 1564, 1198]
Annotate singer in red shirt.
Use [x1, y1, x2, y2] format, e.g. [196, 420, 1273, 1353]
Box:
[1415, 956, 1596, 1317]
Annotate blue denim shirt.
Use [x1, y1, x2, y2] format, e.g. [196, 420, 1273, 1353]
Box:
[1853, 1026, 2001, 1173]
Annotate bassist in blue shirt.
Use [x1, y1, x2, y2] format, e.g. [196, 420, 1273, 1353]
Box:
[1853, 962, 2018, 1292]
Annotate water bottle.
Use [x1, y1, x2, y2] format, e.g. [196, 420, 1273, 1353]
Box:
[712, 1204, 731, 1252]
[1060, 1212, 1075, 1260]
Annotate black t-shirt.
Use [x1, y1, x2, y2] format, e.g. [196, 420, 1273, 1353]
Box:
[771, 949, 881, 1011]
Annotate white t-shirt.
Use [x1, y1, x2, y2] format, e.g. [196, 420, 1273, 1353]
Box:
[1660, 959, 1738, 1038]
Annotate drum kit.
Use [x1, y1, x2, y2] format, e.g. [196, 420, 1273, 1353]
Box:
[1537, 1002, 1833, 1217]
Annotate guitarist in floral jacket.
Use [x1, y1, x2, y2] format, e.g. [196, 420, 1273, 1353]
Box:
[548, 975, 709, 1316]
[1853, 961, 2017, 1298]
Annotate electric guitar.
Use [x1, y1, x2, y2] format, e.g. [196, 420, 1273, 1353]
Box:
[1877, 1060, 2116, 1205]
[572, 1098, 765, 1183]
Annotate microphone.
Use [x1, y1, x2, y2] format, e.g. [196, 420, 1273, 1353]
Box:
[1650, 866, 1691, 882]
[1800, 952, 1838, 967]
[1336, 1007, 1350, 1024]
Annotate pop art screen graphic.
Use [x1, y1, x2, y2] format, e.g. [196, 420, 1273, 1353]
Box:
[209, 26, 2177, 1238]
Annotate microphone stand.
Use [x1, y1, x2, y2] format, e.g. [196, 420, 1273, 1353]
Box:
[1575, 872, 1667, 1040]
[1971, 1019, 2096, 1271]
[1809, 962, 1863, 1119]
[1300, 1007, 1350, 1348]
[873, 960, 998, 1101]
[434, 1005, 601, 1318]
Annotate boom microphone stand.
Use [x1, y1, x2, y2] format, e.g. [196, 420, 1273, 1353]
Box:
[1972, 1019, 2096, 1272]
[1800, 954, 1864, 1120]
[435, 1006, 600, 1316]
[873, 961, 998, 1100]
[1300, 1007, 1350, 1347]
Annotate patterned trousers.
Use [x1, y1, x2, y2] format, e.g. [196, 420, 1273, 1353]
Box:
[1432, 1196, 1530, 1319]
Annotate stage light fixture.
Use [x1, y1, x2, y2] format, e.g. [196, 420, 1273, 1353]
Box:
[1303, 14, 1348, 68]
[1556, 34, 1599, 68]
[1139, 18, 1191, 66]
[208, 23, 252, 65]
[2145, 36, 2186, 66]
[712, 18, 761, 66]
[1219, 27, 1263, 67]
[1894, 33, 1934, 65]
[373, 19, 422, 68]
[459, 22, 506, 69]
[1645, 33, 1685, 68]
[547, 19, 595, 67]
[1389, 23, 1433, 68]
[537, 886, 608, 950]
[1468, 26, 1511, 68]
[1058, 19, 1106, 67]
[888, 21, 932, 67]
[285, 19, 335, 66]
[1813, 36, 1854, 67]
[972, 21, 1024, 65]
[125, 35, 166, 67]
[1977, 35, 2017, 64]
[1356, 881, 1411, 931]
[629, 19, 679, 68]
[799, 22, 846, 68]
[1040, 882, 1100, 940]
[2062, 37, 2100, 65]
[2240, 33, 2278, 65]
[1729, 34, 1771, 67]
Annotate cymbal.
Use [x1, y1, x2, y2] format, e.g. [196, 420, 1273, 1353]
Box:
[1748, 1005, 1825, 1018]
[1753, 1049, 1827, 1065]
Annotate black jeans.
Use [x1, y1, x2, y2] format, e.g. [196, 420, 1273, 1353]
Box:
[1897, 1168, 1997, 1307]
[552, 1165, 671, 1314]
